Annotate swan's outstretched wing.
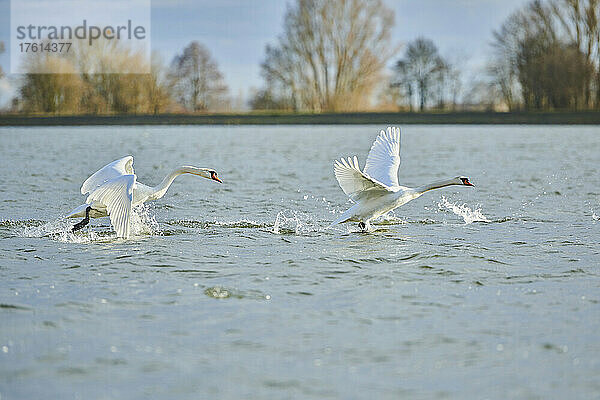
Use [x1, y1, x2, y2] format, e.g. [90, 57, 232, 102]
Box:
[364, 127, 401, 188]
[334, 156, 393, 201]
[81, 156, 135, 195]
[86, 175, 135, 238]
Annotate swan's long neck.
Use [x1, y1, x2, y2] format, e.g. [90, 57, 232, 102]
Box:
[415, 178, 459, 195]
[151, 167, 197, 200]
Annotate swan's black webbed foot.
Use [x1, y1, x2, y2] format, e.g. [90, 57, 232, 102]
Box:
[72, 206, 92, 233]
[358, 222, 366, 231]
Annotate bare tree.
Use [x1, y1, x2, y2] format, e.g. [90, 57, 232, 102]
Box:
[394, 38, 445, 111]
[72, 40, 169, 114]
[433, 59, 450, 109]
[18, 39, 171, 114]
[145, 52, 172, 115]
[256, 0, 395, 112]
[391, 60, 414, 111]
[19, 53, 85, 114]
[551, 0, 599, 62]
[488, 0, 595, 110]
[550, 0, 599, 106]
[447, 66, 463, 111]
[170, 41, 229, 112]
[488, 9, 526, 110]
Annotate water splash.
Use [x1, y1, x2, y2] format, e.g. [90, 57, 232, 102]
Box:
[593, 211, 600, 221]
[18, 204, 160, 243]
[272, 209, 316, 235]
[378, 210, 408, 225]
[438, 196, 490, 224]
[21, 218, 103, 243]
[273, 210, 301, 234]
[130, 204, 161, 236]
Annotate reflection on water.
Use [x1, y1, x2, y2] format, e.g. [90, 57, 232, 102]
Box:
[1, 125, 599, 399]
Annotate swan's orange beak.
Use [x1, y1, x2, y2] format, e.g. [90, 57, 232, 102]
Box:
[461, 177, 474, 186]
[211, 172, 222, 183]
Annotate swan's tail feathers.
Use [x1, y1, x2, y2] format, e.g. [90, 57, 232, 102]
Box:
[65, 204, 91, 219]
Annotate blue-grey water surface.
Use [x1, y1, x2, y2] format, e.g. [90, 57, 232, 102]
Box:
[1, 125, 599, 399]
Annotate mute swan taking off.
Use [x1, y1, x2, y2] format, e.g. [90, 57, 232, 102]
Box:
[331, 126, 474, 231]
[66, 156, 222, 238]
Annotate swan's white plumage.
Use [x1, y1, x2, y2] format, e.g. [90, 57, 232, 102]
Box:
[68, 155, 221, 239]
[333, 156, 392, 201]
[81, 155, 134, 195]
[364, 126, 401, 188]
[331, 126, 473, 230]
[86, 174, 135, 239]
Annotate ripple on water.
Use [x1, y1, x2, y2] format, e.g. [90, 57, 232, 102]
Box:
[0, 219, 45, 228]
[168, 219, 269, 229]
[203, 286, 271, 301]
[0, 303, 33, 312]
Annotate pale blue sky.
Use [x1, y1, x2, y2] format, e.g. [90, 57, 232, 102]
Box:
[0, 0, 528, 106]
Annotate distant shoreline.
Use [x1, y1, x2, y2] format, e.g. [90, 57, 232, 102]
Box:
[1, 111, 600, 126]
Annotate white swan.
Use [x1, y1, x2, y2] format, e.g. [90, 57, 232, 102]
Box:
[331, 126, 474, 231]
[66, 156, 222, 238]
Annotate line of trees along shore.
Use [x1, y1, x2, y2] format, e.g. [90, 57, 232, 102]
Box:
[489, 0, 600, 111]
[9, 40, 228, 115]
[2, 0, 600, 114]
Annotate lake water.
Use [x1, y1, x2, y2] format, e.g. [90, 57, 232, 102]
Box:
[1, 125, 599, 399]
